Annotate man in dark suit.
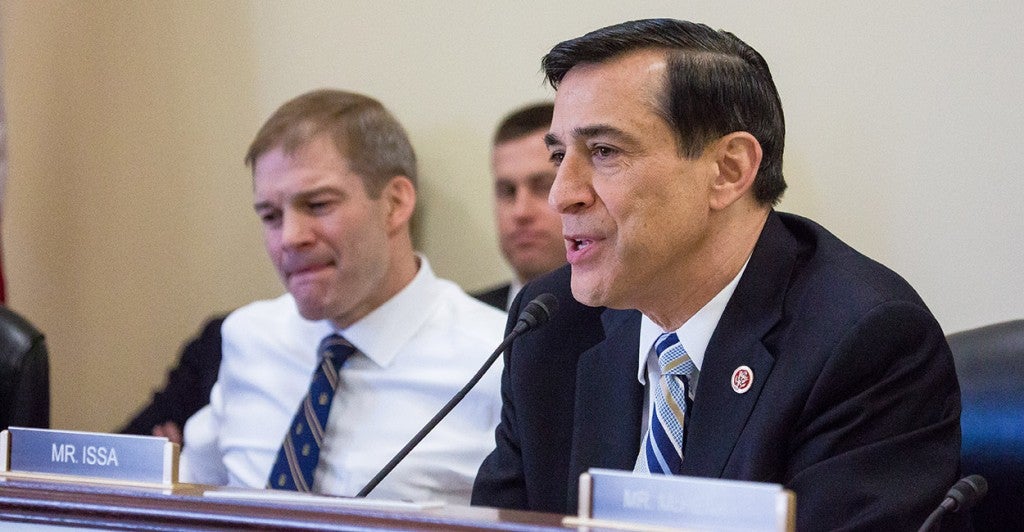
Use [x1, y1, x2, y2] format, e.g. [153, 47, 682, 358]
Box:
[473, 104, 566, 310]
[471, 19, 963, 531]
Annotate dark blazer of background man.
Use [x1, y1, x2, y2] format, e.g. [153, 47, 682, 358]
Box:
[473, 103, 566, 310]
[471, 19, 963, 531]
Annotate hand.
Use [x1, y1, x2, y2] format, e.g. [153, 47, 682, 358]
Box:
[152, 421, 183, 445]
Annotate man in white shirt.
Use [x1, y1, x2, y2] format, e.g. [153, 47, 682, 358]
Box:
[473, 103, 566, 310]
[181, 89, 506, 505]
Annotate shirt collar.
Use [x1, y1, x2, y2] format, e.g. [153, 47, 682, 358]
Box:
[333, 254, 440, 368]
[636, 257, 750, 385]
[506, 279, 524, 310]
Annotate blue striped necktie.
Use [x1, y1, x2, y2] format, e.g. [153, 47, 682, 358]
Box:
[641, 332, 696, 474]
[267, 334, 355, 492]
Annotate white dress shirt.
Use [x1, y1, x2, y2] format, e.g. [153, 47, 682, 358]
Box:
[181, 257, 507, 505]
[505, 279, 523, 310]
[633, 260, 749, 471]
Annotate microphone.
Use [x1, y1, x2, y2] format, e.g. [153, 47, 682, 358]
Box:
[355, 293, 559, 498]
[917, 474, 988, 532]
[511, 292, 559, 335]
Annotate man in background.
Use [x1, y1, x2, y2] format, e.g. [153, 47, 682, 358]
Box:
[472, 19, 963, 530]
[473, 103, 565, 310]
[182, 89, 506, 505]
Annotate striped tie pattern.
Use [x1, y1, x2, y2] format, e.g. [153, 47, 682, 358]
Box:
[266, 334, 355, 492]
[641, 332, 696, 475]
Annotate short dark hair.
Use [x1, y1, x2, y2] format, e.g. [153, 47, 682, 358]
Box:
[245, 89, 417, 197]
[543, 19, 786, 205]
[493, 102, 554, 145]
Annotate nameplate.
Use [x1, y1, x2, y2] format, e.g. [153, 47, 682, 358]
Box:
[567, 468, 795, 532]
[1, 427, 178, 486]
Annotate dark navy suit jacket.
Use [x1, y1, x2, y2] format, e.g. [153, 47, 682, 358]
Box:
[472, 284, 510, 311]
[472, 211, 963, 531]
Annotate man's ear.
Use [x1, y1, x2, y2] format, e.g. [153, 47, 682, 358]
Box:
[709, 131, 762, 211]
[382, 175, 417, 233]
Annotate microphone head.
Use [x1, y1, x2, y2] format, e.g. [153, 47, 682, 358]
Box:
[514, 293, 559, 333]
[947, 474, 988, 512]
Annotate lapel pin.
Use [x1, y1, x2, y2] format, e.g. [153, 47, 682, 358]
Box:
[731, 365, 753, 394]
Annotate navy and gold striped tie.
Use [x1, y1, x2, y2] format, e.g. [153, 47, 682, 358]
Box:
[267, 334, 355, 491]
[641, 332, 696, 474]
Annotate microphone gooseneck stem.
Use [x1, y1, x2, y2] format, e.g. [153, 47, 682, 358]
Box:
[917, 504, 947, 532]
[354, 327, 520, 498]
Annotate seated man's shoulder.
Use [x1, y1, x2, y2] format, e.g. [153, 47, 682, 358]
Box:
[221, 294, 331, 361]
[431, 277, 507, 338]
[773, 212, 946, 364]
[224, 293, 306, 331]
[471, 283, 510, 310]
[780, 212, 930, 312]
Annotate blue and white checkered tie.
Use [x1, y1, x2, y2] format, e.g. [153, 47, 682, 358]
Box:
[641, 332, 696, 474]
[266, 334, 355, 491]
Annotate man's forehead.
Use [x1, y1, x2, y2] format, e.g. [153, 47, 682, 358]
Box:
[547, 58, 668, 144]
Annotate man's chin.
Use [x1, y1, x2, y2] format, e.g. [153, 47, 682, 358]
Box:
[292, 296, 331, 322]
[295, 306, 329, 322]
[569, 272, 606, 309]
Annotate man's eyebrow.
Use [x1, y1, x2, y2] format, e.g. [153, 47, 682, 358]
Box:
[253, 186, 340, 211]
[574, 124, 635, 143]
[544, 124, 638, 147]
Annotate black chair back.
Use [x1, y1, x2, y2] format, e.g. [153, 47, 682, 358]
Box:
[948, 320, 1024, 532]
[0, 306, 51, 431]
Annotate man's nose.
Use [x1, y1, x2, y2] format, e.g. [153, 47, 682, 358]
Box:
[549, 154, 593, 214]
[280, 210, 314, 248]
[512, 189, 539, 219]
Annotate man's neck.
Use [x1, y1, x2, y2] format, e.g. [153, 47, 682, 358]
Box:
[642, 208, 769, 331]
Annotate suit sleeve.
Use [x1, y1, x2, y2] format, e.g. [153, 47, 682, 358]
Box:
[472, 291, 530, 509]
[786, 301, 962, 531]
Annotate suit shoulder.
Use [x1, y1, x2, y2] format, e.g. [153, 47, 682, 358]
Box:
[779, 212, 928, 310]
[471, 284, 509, 310]
[768, 213, 945, 366]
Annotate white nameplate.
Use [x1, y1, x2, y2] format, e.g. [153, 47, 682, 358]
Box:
[1, 427, 178, 487]
[565, 468, 795, 532]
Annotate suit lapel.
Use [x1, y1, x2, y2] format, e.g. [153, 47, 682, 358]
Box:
[569, 308, 644, 482]
[681, 212, 798, 478]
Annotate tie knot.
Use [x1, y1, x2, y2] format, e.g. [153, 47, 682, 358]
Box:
[319, 334, 356, 370]
[655, 332, 695, 377]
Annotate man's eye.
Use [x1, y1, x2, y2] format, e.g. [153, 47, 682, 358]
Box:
[496, 184, 516, 199]
[259, 212, 280, 225]
[308, 201, 331, 214]
[532, 177, 555, 196]
[593, 146, 616, 158]
[549, 151, 565, 166]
